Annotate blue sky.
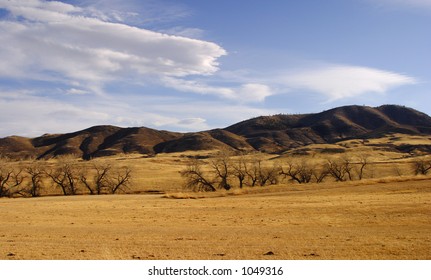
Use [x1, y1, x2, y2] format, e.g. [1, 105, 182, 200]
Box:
[0, 0, 429, 137]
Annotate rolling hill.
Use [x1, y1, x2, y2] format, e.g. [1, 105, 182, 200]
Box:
[1, 105, 431, 159]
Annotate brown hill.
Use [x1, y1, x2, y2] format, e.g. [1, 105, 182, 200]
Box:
[0, 105, 430, 159]
[225, 105, 431, 153]
[153, 129, 255, 153]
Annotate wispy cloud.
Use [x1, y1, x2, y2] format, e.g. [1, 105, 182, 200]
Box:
[162, 77, 273, 103]
[281, 65, 417, 101]
[157, 26, 205, 39]
[0, 0, 226, 94]
[74, 0, 191, 25]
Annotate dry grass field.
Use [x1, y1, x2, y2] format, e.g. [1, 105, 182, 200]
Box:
[1, 176, 430, 260]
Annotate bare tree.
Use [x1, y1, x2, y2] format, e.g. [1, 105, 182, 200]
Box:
[25, 161, 45, 197]
[210, 155, 232, 190]
[280, 159, 313, 184]
[0, 158, 25, 197]
[0, 167, 24, 197]
[356, 155, 369, 180]
[232, 156, 248, 188]
[46, 160, 79, 195]
[257, 162, 280, 186]
[245, 158, 260, 187]
[180, 159, 216, 192]
[312, 164, 329, 183]
[343, 157, 354, 181]
[412, 159, 431, 175]
[80, 163, 112, 195]
[326, 157, 353, 182]
[108, 166, 132, 194]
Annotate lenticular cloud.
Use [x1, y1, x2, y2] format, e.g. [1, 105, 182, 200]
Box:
[284, 65, 417, 101]
[0, 0, 226, 89]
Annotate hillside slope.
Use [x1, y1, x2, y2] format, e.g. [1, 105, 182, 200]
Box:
[1, 105, 430, 159]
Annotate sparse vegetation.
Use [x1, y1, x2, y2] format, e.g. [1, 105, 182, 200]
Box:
[181, 159, 217, 192]
[0, 156, 134, 197]
[24, 160, 45, 197]
[46, 158, 80, 196]
[0, 133, 430, 197]
[180, 153, 282, 192]
[412, 159, 431, 175]
[0, 159, 24, 197]
[325, 157, 354, 182]
[280, 159, 314, 184]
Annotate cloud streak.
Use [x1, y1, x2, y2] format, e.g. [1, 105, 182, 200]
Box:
[282, 65, 416, 101]
[162, 77, 273, 103]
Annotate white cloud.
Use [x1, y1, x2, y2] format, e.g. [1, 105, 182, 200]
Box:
[66, 88, 91, 95]
[157, 26, 204, 39]
[146, 101, 275, 129]
[75, 0, 190, 25]
[158, 26, 204, 39]
[162, 77, 273, 102]
[161, 77, 234, 98]
[0, 90, 110, 136]
[283, 65, 417, 101]
[236, 83, 273, 102]
[0, 0, 226, 94]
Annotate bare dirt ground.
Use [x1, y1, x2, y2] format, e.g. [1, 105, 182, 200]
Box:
[1, 178, 430, 260]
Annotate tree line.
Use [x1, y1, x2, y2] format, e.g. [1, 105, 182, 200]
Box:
[181, 153, 431, 192]
[0, 157, 131, 198]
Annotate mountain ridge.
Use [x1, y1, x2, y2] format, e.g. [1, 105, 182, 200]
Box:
[1, 105, 431, 159]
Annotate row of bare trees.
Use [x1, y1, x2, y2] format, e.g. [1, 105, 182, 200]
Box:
[280, 156, 369, 184]
[0, 158, 132, 198]
[181, 153, 373, 192]
[181, 155, 280, 192]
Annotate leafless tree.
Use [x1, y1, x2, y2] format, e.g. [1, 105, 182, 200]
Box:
[0, 157, 25, 197]
[25, 161, 45, 197]
[343, 157, 354, 181]
[326, 157, 353, 182]
[232, 156, 248, 188]
[108, 166, 132, 194]
[280, 160, 313, 184]
[180, 159, 216, 192]
[356, 155, 369, 180]
[210, 155, 232, 190]
[412, 159, 431, 175]
[46, 160, 79, 195]
[312, 164, 330, 183]
[257, 162, 280, 186]
[80, 163, 111, 195]
[0, 167, 24, 197]
[245, 158, 260, 187]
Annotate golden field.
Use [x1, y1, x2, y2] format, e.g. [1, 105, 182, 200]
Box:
[1, 134, 431, 260]
[1, 161, 430, 259]
[1, 179, 430, 260]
